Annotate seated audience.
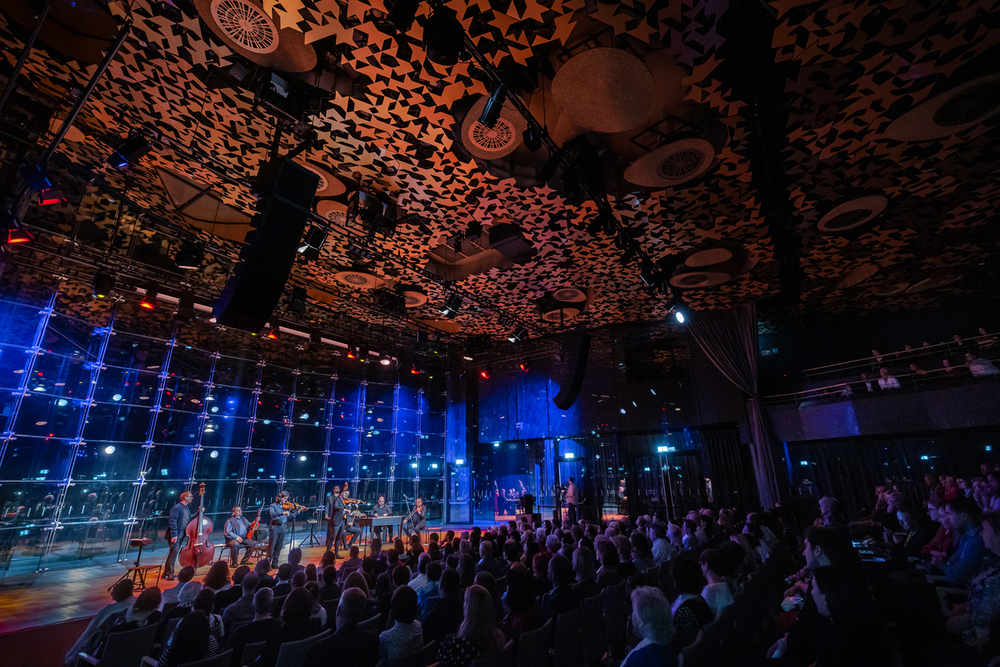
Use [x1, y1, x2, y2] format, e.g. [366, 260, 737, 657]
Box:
[936, 496, 986, 586]
[476, 540, 504, 578]
[193, 588, 224, 641]
[222, 572, 259, 628]
[670, 558, 713, 652]
[226, 588, 279, 667]
[62, 579, 135, 666]
[437, 585, 504, 667]
[878, 367, 901, 389]
[499, 566, 543, 642]
[699, 549, 734, 620]
[810, 566, 894, 667]
[623, 587, 678, 667]
[160, 566, 194, 610]
[572, 546, 599, 601]
[288, 547, 305, 574]
[303, 588, 380, 667]
[203, 561, 231, 593]
[158, 611, 219, 667]
[966, 352, 1000, 377]
[272, 563, 293, 596]
[255, 588, 320, 667]
[215, 565, 251, 612]
[541, 554, 580, 621]
[424, 567, 465, 644]
[319, 565, 342, 601]
[418, 561, 443, 618]
[89, 587, 162, 660]
[596, 540, 624, 589]
[682, 520, 700, 550]
[631, 532, 656, 572]
[339, 545, 363, 582]
[379, 585, 423, 665]
[946, 510, 1000, 643]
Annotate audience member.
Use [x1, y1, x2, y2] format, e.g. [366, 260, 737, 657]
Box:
[945, 510, 1000, 643]
[222, 572, 260, 628]
[541, 554, 580, 621]
[623, 587, 678, 667]
[158, 612, 219, 667]
[424, 567, 465, 645]
[699, 549, 734, 620]
[810, 566, 894, 667]
[202, 561, 231, 593]
[319, 565, 342, 601]
[379, 586, 423, 665]
[215, 565, 251, 612]
[437, 585, 504, 667]
[670, 558, 713, 652]
[877, 367, 900, 389]
[303, 588, 380, 667]
[936, 495, 986, 586]
[226, 588, 279, 667]
[160, 566, 194, 610]
[255, 588, 319, 667]
[62, 579, 135, 666]
[89, 587, 162, 660]
[572, 546, 599, 601]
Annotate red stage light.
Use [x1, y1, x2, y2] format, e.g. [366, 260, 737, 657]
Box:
[410, 365, 420, 375]
[38, 188, 66, 206]
[5, 229, 33, 244]
[139, 299, 156, 310]
[267, 330, 279, 340]
[479, 367, 491, 379]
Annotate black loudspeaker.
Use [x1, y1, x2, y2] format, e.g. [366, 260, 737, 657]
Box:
[519, 494, 534, 515]
[552, 330, 591, 410]
[214, 158, 319, 331]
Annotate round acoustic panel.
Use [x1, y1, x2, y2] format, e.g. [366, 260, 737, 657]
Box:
[552, 288, 587, 303]
[871, 280, 911, 296]
[669, 270, 732, 289]
[624, 138, 716, 188]
[886, 74, 1000, 142]
[551, 48, 658, 133]
[906, 274, 959, 293]
[48, 117, 86, 143]
[398, 285, 428, 308]
[334, 270, 380, 290]
[196, 0, 316, 72]
[296, 160, 346, 197]
[540, 307, 581, 323]
[685, 247, 733, 268]
[835, 263, 879, 289]
[460, 97, 526, 160]
[817, 195, 888, 233]
[315, 199, 347, 224]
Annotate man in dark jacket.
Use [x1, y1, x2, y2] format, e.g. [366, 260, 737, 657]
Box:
[226, 588, 280, 667]
[541, 554, 580, 621]
[163, 491, 192, 580]
[325, 486, 347, 557]
[302, 588, 379, 667]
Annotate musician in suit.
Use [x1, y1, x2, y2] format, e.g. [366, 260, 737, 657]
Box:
[224, 506, 258, 566]
[268, 491, 294, 565]
[325, 486, 346, 557]
[163, 491, 192, 580]
[339, 484, 362, 551]
[372, 495, 393, 541]
[405, 497, 426, 537]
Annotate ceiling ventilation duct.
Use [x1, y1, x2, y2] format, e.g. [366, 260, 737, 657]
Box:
[661, 241, 755, 290]
[424, 223, 537, 282]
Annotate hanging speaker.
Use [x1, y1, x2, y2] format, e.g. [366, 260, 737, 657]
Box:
[552, 331, 591, 411]
[214, 157, 319, 331]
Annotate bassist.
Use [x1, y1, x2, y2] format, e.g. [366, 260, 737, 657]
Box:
[163, 490, 192, 580]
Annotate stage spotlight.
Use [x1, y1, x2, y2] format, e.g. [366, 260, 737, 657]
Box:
[519, 358, 531, 372]
[359, 345, 370, 361]
[388, 0, 421, 33]
[93, 271, 115, 298]
[507, 326, 528, 343]
[346, 344, 358, 360]
[665, 295, 686, 324]
[639, 260, 658, 288]
[479, 81, 509, 129]
[140, 284, 159, 310]
[176, 292, 196, 322]
[423, 5, 466, 66]
[410, 363, 420, 375]
[297, 226, 326, 260]
[266, 327, 279, 340]
[108, 135, 151, 169]
[523, 123, 543, 152]
[440, 293, 463, 317]
[288, 286, 307, 314]
[479, 365, 492, 380]
[174, 240, 204, 270]
[38, 188, 66, 206]
[675, 310, 685, 324]
[0, 210, 33, 245]
[379, 352, 393, 366]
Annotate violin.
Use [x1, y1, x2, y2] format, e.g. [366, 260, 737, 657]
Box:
[281, 500, 308, 513]
[179, 482, 215, 569]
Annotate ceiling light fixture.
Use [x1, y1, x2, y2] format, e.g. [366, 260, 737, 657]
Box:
[38, 188, 66, 206]
[479, 365, 492, 380]
[440, 293, 463, 318]
[380, 352, 393, 366]
[108, 134, 151, 169]
[479, 81, 509, 129]
[288, 286, 307, 314]
[0, 210, 33, 245]
[507, 326, 528, 343]
[93, 271, 115, 299]
[139, 284, 159, 310]
[175, 292, 196, 323]
[174, 240, 204, 270]
[297, 226, 327, 259]
[346, 345, 358, 360]
[423, 5, 466, 66]
[519, 358, 531, 373]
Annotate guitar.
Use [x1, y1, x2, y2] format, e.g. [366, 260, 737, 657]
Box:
[247, 506, 262, 540]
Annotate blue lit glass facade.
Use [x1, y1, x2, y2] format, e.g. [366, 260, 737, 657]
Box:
[0, 288, 445, 576]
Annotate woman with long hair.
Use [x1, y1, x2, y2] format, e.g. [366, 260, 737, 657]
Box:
[255, 588, 319, 667]
[438, 585, 504, 667]
[458, 553, 477, 589]
[202, 561, 231, 593]
[157, 612, 218, 667]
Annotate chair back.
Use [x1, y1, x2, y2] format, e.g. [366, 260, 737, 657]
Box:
[178, 649, 234, 667]
[494, 576, 507, 594]
[89, 623, 158, 667]
[579, 593, 605, 667]
[274, 629, 330, 667]
[322, 598, 340, 622]
[552, 608, 582, 667]
[162, 616, 182, 644]
[515, 617, 553, 667]
[602, 582, 628, 659]
[270, 594, 288, 617]
[240, 640, 267, 667]
[402, 639, 438, 667]
[358, 612, 382, 634]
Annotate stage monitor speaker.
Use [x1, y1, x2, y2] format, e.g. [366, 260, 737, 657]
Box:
[519, 494, 534, 515]
[214, 158, 319, 332]
[552, 330, 591, 410]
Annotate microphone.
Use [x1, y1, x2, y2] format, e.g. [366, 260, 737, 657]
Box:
[403, 494, 409, 500]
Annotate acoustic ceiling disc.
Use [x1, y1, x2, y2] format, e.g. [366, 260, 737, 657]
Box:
[315, 199, 347, 224]
[334, 270, 380, 290]
[552, 288, 587, 303]
[48, 117, 86, 143]
[416, 319, 462, 333]
[817, 195, 888, 233]
[196, 0, 317, 72]
[624, 138, 716, 188]
[296, 161, 346, 197]
[905, 274, 959, 293]
[685, 247, 733, 268]
[835, 263, 879, 289]
[460, 97, 527, 160]
[669, 270, 732, 289]
[886, 74, 1000, 142]
[399, 285, 428, 308]
[540, 307, 581, 323]
[871, 280, 910, 296]
[551, 47, 658, 133]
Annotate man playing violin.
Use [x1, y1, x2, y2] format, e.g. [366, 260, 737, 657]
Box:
[224, 506, 258, 566]
[405, 497, 426, 537]
[163, 490, 193, 580]
[268, 490, 297, 565]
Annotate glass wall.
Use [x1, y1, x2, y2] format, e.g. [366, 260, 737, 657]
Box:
[0, 286, 445, 577]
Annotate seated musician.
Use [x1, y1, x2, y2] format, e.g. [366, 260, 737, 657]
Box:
[224, 506, 258, 566]
[339, 483, 362, 550]
[372, 495, 393, 541]
[405, 498, 427, 537]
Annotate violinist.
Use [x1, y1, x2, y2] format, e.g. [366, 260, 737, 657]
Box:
[338, 483, 362, 551]
[405, 497, 426, 537]
[163, 490, 193, 580]
[268, 491, 298, 565]
[224, 506, 257, 566]
[325, 485, 346, 558]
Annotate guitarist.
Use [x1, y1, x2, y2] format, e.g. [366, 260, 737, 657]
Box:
[224, 506, 257, 566]
[163, 490, 192, 580]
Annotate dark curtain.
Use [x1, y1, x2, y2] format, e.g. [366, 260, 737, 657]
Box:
[688, 302, 780, 508]
[788, 428, 1000, 519]
[699, 426, 759, 512]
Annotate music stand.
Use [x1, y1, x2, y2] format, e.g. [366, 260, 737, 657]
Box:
[110, 538, 158, 590]
[298, 518, 322, 548]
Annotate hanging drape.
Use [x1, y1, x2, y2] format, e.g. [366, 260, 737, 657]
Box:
[687, 302, 780, 509]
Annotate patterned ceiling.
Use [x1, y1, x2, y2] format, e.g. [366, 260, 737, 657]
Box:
[0, 0, 998, 345]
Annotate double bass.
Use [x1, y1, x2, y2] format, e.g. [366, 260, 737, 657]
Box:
[179, 482, 215, 568]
